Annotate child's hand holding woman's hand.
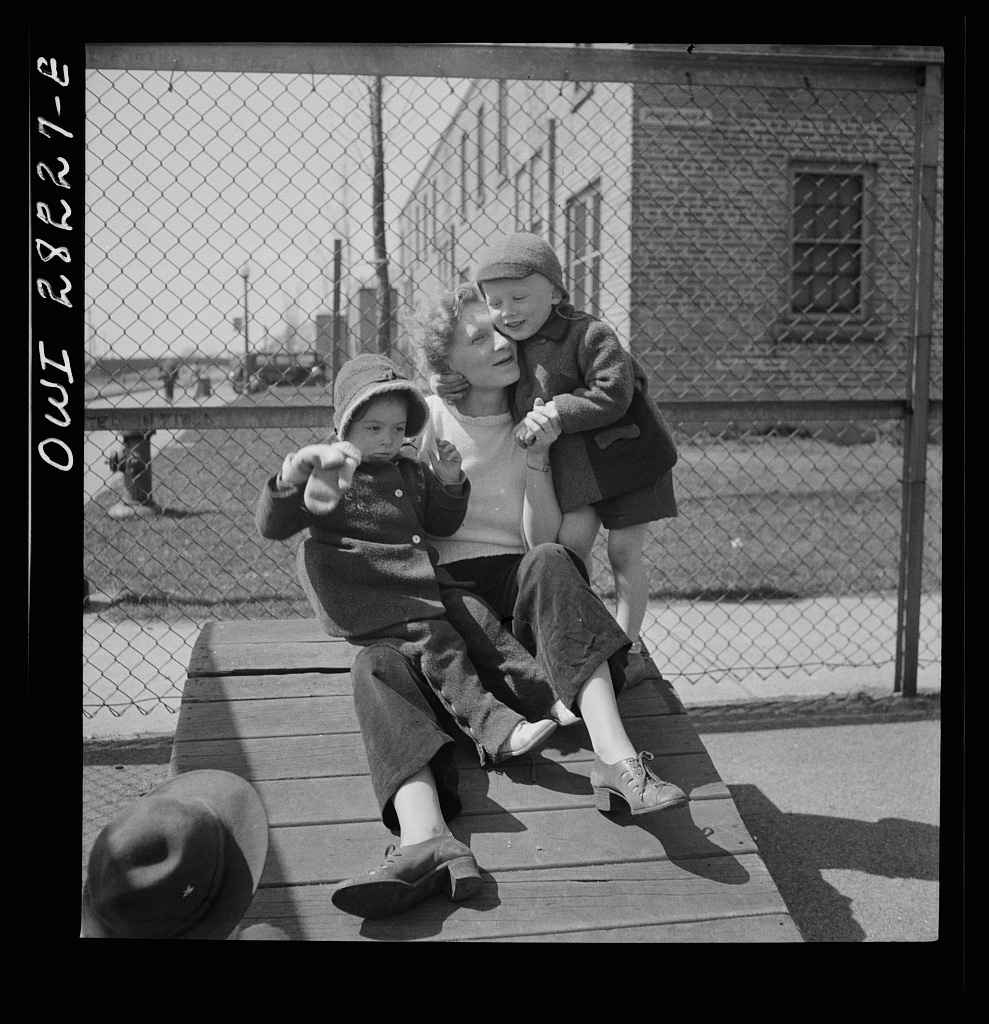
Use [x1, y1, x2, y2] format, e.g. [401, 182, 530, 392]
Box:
[515, 398, 561, 453]
[427, 438, 464, 486]
[280, 442, 362, 514]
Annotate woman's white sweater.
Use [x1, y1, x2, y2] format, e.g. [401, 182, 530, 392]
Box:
[417, 395, 527, 565]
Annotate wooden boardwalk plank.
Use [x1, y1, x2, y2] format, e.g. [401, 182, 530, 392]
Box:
[181, 673, 357, 702]
[248, 755, 731, 827]
[174, 680, 683, 739]
[482, 915, 801, 943]
[259, 799, 759, 886]
[187, 620, 364, 676]
[170, 715, 706, 780]
[174, 695, 360, 739]
[239, 858, 800, 942]
[169, 618, 802, 942]
[188, 642, 357, 676]
[195, 618, 338, 646]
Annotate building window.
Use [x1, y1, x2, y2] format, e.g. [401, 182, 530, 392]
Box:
[514, 150, 544, 236]
[565, 181, 602, 316]
[460, 132, 468, 220]
[791, 170, 864, 316]
[431, 182, 440, 248]
[447, 225, 457, 286]
[528, 151, 542, 236]
[497, 81, 508, 178]
[513, 167, 523, 230]
[476, 104, 486, 208]
[547, 119, 557, 249]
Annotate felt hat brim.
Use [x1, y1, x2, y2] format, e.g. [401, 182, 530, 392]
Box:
[81, 770, 269, 940]
[335, 379, 430, 441]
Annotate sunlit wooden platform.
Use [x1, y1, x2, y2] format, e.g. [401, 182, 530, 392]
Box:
[170, 618, 803, 942]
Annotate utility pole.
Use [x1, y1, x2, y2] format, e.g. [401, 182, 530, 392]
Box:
[369, 76, 393, 357]
[239, 264, 252, 387]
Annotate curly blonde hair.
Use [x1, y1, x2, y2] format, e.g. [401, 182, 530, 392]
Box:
[406, 282, 486, 379]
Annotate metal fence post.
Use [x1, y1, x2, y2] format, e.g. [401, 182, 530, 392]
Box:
[896, 63, 942, 697]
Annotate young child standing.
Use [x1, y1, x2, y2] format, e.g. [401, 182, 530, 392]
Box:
[437, 232, 679, 687]
[256, 352, 558, 766]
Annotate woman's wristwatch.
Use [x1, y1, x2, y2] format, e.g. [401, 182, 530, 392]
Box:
[526, 458, 551, 472]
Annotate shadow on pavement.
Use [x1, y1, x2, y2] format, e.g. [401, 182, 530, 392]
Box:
[729, 783, 939, 942]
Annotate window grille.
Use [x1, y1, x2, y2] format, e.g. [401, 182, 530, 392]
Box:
[792, 171, 865, 316]
[497, 81, 508, 177]
[515, 150, 544, 236]
[460, 132, 468, 220]
[566, 180, 603, 315]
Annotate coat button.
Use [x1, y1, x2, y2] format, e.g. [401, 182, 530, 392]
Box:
[395, 489, 403, 497]
[412, 534, 421, 543]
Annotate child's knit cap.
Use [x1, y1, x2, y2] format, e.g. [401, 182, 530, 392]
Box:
[475, 231, 569, 301]
[333, 353, 429, 440]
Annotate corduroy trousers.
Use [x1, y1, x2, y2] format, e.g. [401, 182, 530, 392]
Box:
[349, 616, 536, 768]
[352, 543, 631, 830]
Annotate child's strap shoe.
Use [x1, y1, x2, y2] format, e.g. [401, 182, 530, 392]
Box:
[549, 698, 581, 727]
[492, 718, 557, 763]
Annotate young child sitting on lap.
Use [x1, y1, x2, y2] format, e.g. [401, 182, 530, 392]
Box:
[256, 353, 558, 765]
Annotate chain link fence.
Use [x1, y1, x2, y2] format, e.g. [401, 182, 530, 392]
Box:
[81, 44, 942, 721]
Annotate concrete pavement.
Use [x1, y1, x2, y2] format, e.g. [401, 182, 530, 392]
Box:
[82, 615, 204, 739]
[692, 715, 941, 942]
[643, 589, 941, 705]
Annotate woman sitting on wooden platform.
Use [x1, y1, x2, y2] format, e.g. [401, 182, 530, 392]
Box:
[308, 284, 687, 920]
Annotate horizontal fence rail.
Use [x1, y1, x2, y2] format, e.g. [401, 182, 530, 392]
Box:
[87, 42, 945, 80]
[86, 399, 943, 432]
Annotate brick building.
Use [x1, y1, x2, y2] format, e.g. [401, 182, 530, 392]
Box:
[392, 44, 943, 414]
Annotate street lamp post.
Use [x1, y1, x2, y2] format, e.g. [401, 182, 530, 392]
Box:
[239, 264, 251, 387]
